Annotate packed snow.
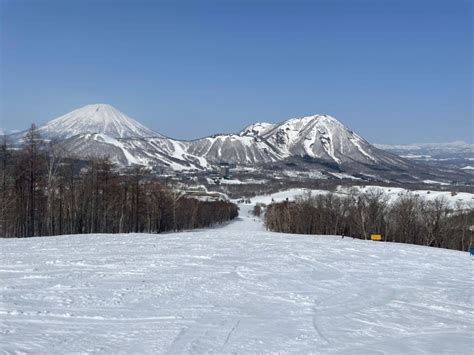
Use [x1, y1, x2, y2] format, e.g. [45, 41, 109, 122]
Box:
[1, 203, 473, 353]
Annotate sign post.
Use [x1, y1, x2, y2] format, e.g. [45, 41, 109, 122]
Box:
[371, 234, 382, 241]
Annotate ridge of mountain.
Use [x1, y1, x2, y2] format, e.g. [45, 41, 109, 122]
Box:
[11, 104, 463, 183]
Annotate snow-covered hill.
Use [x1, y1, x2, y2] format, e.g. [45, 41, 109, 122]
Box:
[1, 203, 472, 353]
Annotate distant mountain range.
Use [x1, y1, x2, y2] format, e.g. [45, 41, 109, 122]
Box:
[375, 141, 473, 159]
[375, 141, 473, 173]
[5, 104, 472, 184]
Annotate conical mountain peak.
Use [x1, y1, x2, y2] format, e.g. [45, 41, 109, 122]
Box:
[39, 104, 160, 140]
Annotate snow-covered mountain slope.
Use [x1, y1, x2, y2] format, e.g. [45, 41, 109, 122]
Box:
[184, 134, 284, 165]
[9, 104, 416, 176]
[119, 136, 209, 170]
[184, 114, 408, 169]
[260, 114, 407, 166]
[60, 134, 208, 170]
[239, 122, 276, 137]
[1, 203, 472, 353]
[38, 104, 160, 140]
[12, 104, 205, 170]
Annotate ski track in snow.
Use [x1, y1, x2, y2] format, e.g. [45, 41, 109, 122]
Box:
[1, 204, 473, 354]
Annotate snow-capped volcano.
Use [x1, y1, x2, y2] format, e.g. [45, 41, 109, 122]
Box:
[38, 104, 160, 140]
[10, 104, 208, 169]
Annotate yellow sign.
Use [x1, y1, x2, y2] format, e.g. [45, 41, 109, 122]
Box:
[371, 234, 382, 241]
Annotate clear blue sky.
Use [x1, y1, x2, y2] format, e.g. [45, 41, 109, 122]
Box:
[1, 0, 472, 143]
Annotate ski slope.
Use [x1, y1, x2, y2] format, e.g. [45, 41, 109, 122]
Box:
[1, 204, 473, 353]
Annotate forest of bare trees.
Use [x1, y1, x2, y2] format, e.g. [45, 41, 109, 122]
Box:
[0, 126, 238, 238]
[264, 190, 473, 251]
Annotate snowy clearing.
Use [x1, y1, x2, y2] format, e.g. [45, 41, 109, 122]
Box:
[1, 203, 473, 353]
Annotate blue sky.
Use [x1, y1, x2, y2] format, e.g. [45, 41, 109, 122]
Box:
[1, 0, 472, 143]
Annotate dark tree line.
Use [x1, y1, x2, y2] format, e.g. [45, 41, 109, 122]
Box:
[264, 190, 473, 251]
[0, 126, 238, 238]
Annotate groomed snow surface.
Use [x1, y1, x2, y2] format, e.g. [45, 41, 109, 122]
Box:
[1, 203, 473, 354]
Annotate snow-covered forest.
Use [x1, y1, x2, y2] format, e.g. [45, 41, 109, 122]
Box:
[264, 190, 473, 251]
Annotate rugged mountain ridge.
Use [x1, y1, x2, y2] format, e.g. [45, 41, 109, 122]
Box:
[182, 114, 409, 171]
[9, 104, 420, 180]
[247, 115, 407, 167]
